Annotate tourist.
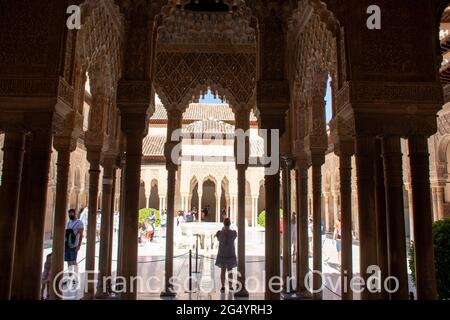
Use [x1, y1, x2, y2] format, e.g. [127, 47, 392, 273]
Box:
[149, 210, 156, 225]
[64, 209, 84, 282]
[333, 215, 342, 263]
[40, 253, 52, 300]
[161, 210, 167, 228]
[291, 212, 297, 262]
[146, 222, 154, 242]
[308, 217, 313, 257]
[215, 218, 237, 293]
[114, 211, 119, 234]
[280, 216, 284, 256]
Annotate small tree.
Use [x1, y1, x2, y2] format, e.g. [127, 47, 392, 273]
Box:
[409, 218, 450, 299]
[257, 209, 283, 228]
[138, 208, 160, 227]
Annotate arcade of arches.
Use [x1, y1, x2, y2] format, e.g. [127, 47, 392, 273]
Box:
[0, 0, 449, 301]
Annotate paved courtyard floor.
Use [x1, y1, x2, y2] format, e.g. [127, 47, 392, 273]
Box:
[42, 225, 414, 300]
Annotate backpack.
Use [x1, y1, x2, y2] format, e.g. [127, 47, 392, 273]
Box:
[65, 221, 79, 249]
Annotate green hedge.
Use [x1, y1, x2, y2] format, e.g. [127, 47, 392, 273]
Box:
[257, 209, 283, 228]
[409, 218, 450, 299]
[138, 208, 160, 227]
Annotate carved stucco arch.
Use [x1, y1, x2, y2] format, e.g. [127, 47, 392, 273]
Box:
[153, 51, 256, 113]
[76, 0, 124, 147]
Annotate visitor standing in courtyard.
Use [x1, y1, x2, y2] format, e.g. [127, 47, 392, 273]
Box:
[40, 253, 52, 300]
[64, 209, 84, 281]
[333, 215, 342, 263]
[215, 218, 237, 293]
[291, 212, 297, 262]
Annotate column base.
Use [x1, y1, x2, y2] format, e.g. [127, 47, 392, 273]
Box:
[233, 287, 249, 298]
[94, 291, 111, 300]
[293, 290, 313, 300]
[160, 290, 177, 298]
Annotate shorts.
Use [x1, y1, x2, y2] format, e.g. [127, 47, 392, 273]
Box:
[65, 247, 78, 262]
[336, 239, 342, 252]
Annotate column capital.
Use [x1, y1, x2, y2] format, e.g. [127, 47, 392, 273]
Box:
[53, 134, 77, 153]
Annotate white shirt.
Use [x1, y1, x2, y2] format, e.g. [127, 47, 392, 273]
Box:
[67, 219, 84, 247]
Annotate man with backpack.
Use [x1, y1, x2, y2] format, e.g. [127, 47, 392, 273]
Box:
[64, 209, 84, 282]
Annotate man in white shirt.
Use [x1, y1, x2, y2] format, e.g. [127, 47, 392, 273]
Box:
[64, 209, 84, 279]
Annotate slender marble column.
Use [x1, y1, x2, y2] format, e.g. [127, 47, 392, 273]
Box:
[12, 116, 53, 300]
[354, 135, 378, 299]
[311, 157, 323, 300]
[431, 187, 439, 222]
[49, 144, 73, 300]
[408, 135, 438, 300]
[162, 109, 182, 297]
[339, 153, 353, 300]
[106, 167, 117, 291]
[235, 165, 249, 297]
[405, 184, 415, 241]
[0, 128, 25, 299]
[295, 165, 310, 296]
[120, 114, 146, 300]
[281, 156, 292, 294]
[323, 192, 331, 232]
[84, 149, 101, 299]
[198, 193, 203, 222]
[436, 185, 445, 220]
[373, 139, 389, 300]
[381, 136, 408, 300]
[11, 135, 32, 300]
[96, 158, 115, 298]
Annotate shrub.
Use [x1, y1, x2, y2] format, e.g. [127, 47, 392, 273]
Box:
[257, 209, 283, 228]
[409, 218, 450, 299]
[138, 208, 160, 227]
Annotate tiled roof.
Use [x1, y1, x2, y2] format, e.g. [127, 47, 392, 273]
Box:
[142, 135, 166, 156]
[184, 119, 235, 135]
[151, 103, 257, 122]
[142, 119, 264, 157]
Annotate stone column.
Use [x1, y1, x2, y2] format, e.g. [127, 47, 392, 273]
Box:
[96, 157, 116, 298]
[339, 153, 353, 300]
[235, 164, 249, 297]
[107, 167, 117, 290]
[332, 191, 339, 224]
[281, 155, 292, 294]
[405, 183, 415, 241]
[436, 184, 445, 220]
[381, 136, 408, 300]
[120, 112, 146, 300]
[12, 114, 53, 300]
[431, 187, 439, 222]
[354, 135, 378, 300]
[234, 109, 250, 297]
[84, 148, 101, 299]
[146, 195, 150, 209]
[252, 196, 258, 227]
[162, 109, 182, 297]
[408, 135, 438, 300]
[261, 124, 283, 300]
[323, 192, 331, 232]
[295, 163, 310, 297]
[0, 126, 25, 300]
[49, 139, 75, 300]
[198, 192, 203, 222]
[159, 196, 164, 212]
[373, 139, 388, 300]
[216, 187, 221, 222]
[311, 156, 324, 300]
